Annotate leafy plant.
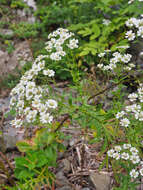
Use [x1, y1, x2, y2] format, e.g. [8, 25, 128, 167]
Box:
[13, 129, 64, 190]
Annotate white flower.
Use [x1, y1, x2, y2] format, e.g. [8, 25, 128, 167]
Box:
[121, 152, 130, 160]
[98, 53, 105, 57]
[26, 110, 37, 123]
[107, 149, 115, 157]
[108, 63, 116, 70]
[50, 52, 61, 61]
[97, 63, 103, 68]
[17, 100, 24, 109]
[11, 118, 23, 128]
[125, 30, 135, 41]
[103, 65, 111, 71]
[32, 98, 41, 109]
[113, 152, 120, 160]
[139, 95, 143, 102]
[103, 19, 111, 26]
[130, 169, 139, 178]
[113, 52, 122, 58]
[116, 111, 125, 119]
[40, 113, 53, 124]
[123, 144, 131, 149]
[130, 155, 140, 164]
[10, 96, 17, 106]
[137, 26, 143, 38]
[43, 69, 55, 77]
[137, 19, 143, 28]
[45, 41, 53, 52]
[138, 86, 143, 95]
[37, 61, 45, 71]
[26, 89, 34, 100]
[18, 94, 25, 101]
[129, 63, 135, 68]
[46, 99, 58, 109]
[17, 85, 25, 94]
[140, 161, 143, 166]
[26, 81, 36, 91]
[121, 54, 132, 63]
[125, 18, 137, 27]
[130, 147, 139, 155]
[114, 146, 122, 152]
[58, 51, 66, 57]
[135, 111, 143, 121]
[139, 168, 143, 176]
[128, 0, 134, 4]
[120, 118, 130, 127]
[125, 104, 141, 113]
[39, 104, 47, 114]
[24, 107, 31, 115]
[67, 39, 78, 49]
[128, 93, 138, 101]
[124, 66, 131, 71]
[35, 55, 46, 62]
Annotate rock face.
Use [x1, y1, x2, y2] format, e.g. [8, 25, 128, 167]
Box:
[0, 97, 24, 152]
[90, 172, 111, 190]
[0, 124, 24, 152]
[0, 41, 33, 77]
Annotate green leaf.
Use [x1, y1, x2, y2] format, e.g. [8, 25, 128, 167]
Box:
[16, 141, 32, 152]
[91, 48, 97, 55]
[45, 146, 57, 166]
[79, 50, 90, 56]
[36, 151, 48, 167]
[78, 27, 92, 37]
[90, 24, 100, 40]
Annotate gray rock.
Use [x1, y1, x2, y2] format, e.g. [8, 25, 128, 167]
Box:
[0, 97, 10, 112]
[0, 124, 24, 152]
[90, 172, 111, 190]
[56, 171, 69, 186]
[63, 159, 71, 173]
[82, 188, 90, 190]
[0, 41, 33, 77]
[17, 9, 26, 17]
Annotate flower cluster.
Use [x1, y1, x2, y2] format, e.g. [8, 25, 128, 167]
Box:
[116, 84, 143, 127]
[45, 28, 78, 61]
[9, 28, 78, 129]
[125, 17, 143, 40]
[97, 15, 143, 73]
[10, 68, 57, 128]
[107, 144, 143, 179]
[97, 51, 134, 71]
